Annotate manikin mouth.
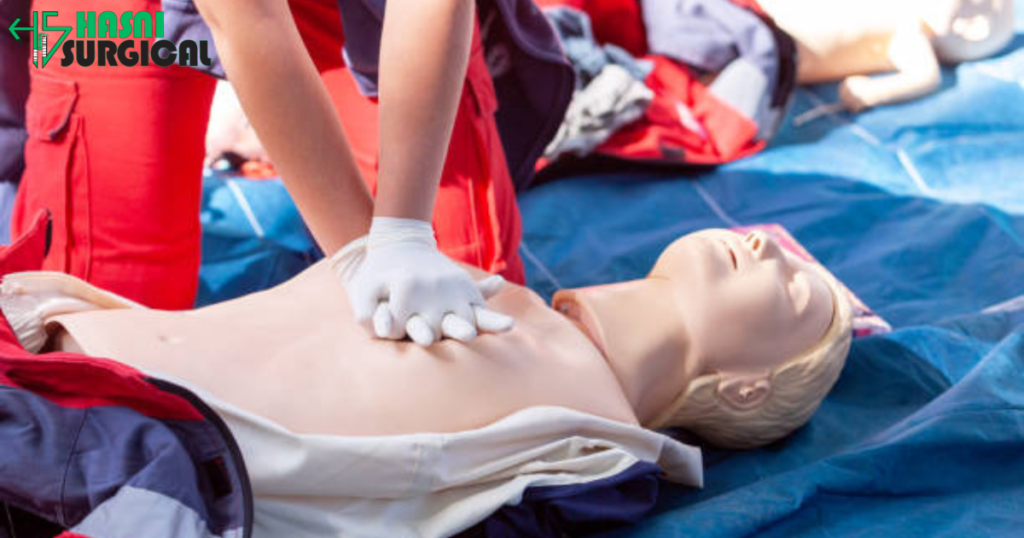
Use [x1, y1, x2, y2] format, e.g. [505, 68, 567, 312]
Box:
[719, 240, 738, 270]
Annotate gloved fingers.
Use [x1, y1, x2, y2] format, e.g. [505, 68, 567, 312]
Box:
[473, 305, 515, 334]
[388, 279, 479, 327]
[373, 301, 406, 340]
[441, 313, 478, 342]
[373, 302, 392, 338]
[350, 281, 387, 323]
[435, 291, 480, 338]
[405, 315, 437, 347]
[448, 302, 476, 327]
[350, 292, 378, 323]
[386, 279, 418, 327]
[475, 275, 507, 300]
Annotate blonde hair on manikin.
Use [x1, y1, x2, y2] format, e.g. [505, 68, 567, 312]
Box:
[643, 265, 854, 449]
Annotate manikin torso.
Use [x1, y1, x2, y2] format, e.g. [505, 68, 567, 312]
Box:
[39, 229, 833, 439]
[759, 0, 907, 82]
[52, 261, 639, 436]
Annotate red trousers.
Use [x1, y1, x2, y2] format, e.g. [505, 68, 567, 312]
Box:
[12, 0, 524, 309]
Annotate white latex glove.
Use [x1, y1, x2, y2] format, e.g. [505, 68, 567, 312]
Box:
[332, 217, 514, 346]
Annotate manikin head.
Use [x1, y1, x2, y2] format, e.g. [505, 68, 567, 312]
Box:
[922, 0, 1015, 64]
[553, 230, 853, 449]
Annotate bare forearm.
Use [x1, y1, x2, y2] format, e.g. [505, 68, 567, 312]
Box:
[197, 0, 373, 253]
[375, 0, 475, 221]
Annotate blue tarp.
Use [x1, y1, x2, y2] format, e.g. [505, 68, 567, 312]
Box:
[0, 2, 1015, 535]
[194, 9, 1024, 537]
[514, 9, 1024, 538]
[197, 175, 319, 306]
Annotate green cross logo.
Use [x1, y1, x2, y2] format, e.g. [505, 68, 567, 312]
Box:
[9, 11, 73, 69]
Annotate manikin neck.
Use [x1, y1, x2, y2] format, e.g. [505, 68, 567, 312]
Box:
[552, 279, 704, 427]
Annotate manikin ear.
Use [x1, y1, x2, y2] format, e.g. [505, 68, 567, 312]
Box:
[716, 370, 772, 410]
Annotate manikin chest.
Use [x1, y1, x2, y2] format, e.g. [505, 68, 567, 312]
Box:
[53, 262, 639, 436]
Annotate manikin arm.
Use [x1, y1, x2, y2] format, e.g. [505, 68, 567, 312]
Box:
[838, 23, 941, 112]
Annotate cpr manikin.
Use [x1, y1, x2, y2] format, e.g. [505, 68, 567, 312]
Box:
[758, 0, 1015, 111]
[1, 229, 853, 535]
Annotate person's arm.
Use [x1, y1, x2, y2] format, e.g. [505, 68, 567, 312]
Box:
[193, 0, 373, 253]
[195, 0, 512, 345]
[374, 0, 475, 220]
[340, 0, 512, 345]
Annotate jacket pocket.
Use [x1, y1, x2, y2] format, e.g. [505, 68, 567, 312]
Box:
[24, 74, 91, 278]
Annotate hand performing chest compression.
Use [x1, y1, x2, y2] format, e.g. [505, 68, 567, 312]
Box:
[333, 217, 515, 347]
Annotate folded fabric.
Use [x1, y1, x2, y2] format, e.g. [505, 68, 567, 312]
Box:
[642, 0, 777, 82]
[545, 6, 654, 89]
[219, 401, 701, 538]
[533, 0, 796, 179]
[544, 64, 655, 161]
[543, 7, 656, 161]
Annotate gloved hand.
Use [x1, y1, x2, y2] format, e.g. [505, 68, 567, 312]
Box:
[332, 217, 514, 346]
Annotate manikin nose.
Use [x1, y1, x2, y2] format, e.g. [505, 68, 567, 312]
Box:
[743, 231, 780, 261]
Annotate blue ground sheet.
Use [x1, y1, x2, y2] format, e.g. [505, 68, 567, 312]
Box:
[0, 2, 1017, 536]
[516, 10, 1024, 537]
[193, 7, 1024, 537]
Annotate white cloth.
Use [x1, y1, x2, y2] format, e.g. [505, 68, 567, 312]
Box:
[153, 374, 703, 538]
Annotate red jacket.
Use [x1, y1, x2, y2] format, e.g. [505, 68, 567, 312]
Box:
[534, 0, 796, 177]
[0, 211, 253, 538]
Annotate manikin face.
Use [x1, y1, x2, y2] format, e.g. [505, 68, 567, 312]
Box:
[648, 229, 834, 377]
[924, 0, 1015, 63]
[554, 229, 835, 420]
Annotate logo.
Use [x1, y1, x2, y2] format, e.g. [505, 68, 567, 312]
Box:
[9, 11, 211, 69]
